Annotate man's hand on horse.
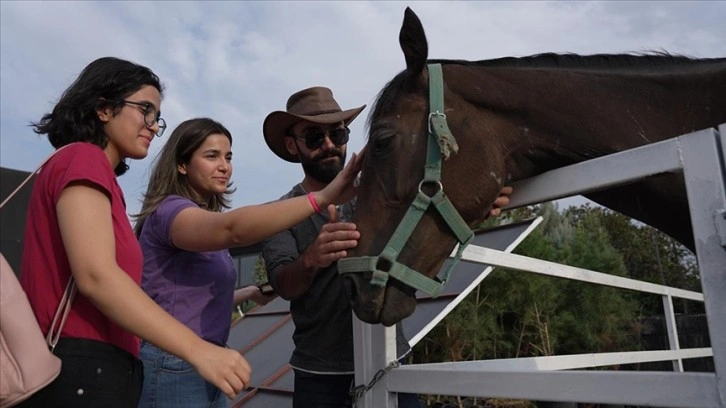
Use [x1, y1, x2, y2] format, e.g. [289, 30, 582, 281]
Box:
[489, 186, 513, 218]
[302, 204, 360, 269]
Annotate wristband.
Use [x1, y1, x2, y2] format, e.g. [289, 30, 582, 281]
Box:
[307, 192, 322, 213]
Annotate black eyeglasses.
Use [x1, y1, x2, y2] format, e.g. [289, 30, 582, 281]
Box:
[122, 100, 167, 137]
[293, 126, 350, 150]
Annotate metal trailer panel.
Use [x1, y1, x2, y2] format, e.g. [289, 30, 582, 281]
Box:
[459, 246, 704, 301]
[387, 368, 720, 408]
[681, 127, 726, 406]
[404, 348, 713, 372]
[407, 217, 543, 347]
[662, 294, 684, 371]
[506, 136, 686, 208]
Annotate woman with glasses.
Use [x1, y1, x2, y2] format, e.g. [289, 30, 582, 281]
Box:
[132, 117, 364, 408]
[18, 57, 252, 408]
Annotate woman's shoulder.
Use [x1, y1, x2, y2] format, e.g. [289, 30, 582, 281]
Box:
[159, 194, 196, 207]
[142, 195, 199, 242]
[40, 143, 114, 195]
[47, 142, 109, 174]
[152, 195, 199, 219]
[53, 142, 105, 162]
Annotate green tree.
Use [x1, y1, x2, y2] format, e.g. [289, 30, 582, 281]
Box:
[566, 206, 701, 315]
[553, 209, 638, 353]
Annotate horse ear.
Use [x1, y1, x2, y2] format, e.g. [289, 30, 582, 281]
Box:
[399, 7, 428, 77]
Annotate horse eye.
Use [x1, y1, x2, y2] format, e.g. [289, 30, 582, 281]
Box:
[373, 134, 394, 155]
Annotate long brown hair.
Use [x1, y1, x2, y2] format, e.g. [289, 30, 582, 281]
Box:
[134, 118, 235, 236]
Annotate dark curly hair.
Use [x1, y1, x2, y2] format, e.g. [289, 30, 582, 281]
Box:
[32, 57, 163, 175]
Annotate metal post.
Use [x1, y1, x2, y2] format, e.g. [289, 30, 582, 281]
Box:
[680, 127, 726, 406]
[662, 294, 683, 372]
[352, 314, 397, 408]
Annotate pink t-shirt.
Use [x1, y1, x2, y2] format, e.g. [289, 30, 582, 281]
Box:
[20, 142, 143, 356]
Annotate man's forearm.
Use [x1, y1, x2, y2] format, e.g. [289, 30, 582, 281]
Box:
[273, 255, 317, 300]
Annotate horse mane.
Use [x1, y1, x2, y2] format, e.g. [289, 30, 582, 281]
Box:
[367, 51, 725, 133]
[430, 51, 704, 70]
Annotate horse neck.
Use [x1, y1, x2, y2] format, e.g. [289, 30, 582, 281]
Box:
[445, 62, 725, 181]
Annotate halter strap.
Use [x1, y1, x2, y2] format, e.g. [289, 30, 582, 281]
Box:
[338, 64, 474, 297]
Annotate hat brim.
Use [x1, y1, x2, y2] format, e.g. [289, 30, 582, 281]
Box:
[263, 105, 366, 163]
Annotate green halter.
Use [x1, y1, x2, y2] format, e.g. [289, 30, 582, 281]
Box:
[338, 64, 474, 297]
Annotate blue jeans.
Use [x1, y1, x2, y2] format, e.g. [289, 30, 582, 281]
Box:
[137, 341, 226, 408]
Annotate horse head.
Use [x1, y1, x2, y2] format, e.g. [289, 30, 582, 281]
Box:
[341, 8, 507, 325]
[341, 8, 725, 326]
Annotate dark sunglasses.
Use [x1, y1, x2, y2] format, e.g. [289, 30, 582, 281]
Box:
[294, 126, 350, 150]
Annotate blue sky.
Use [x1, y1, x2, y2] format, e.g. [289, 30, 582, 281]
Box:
[2, 1, 724, 216]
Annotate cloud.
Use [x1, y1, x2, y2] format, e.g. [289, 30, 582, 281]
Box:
[2, 1, 724, 217]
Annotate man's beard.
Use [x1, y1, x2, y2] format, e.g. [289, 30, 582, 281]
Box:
[300, 148, 347, 183]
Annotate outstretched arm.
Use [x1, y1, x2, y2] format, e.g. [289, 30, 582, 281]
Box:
[57, 182, 250, 399]
[171, 148, 365, 252]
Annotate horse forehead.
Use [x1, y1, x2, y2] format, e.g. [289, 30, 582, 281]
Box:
[390, 93, 428, 116]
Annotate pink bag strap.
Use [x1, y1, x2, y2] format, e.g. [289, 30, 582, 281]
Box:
[1, 144, 76, 351]
[0, 145, 70, 209]
[46, 278, 77, 351]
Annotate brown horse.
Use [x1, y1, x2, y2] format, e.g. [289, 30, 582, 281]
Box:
[340, 7, 726, 326]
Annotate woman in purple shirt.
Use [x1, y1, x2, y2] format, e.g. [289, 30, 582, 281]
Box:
[133, 118, 363, 408]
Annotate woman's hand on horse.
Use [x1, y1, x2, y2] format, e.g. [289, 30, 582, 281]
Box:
[318, 146, 367, 206]
[489, 186, 513, 218]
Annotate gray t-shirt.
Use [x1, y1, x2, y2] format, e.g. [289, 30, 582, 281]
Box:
[262, 184, 410, 374]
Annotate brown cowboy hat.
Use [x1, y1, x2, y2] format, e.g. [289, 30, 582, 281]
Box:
[263, 86, 366, 162]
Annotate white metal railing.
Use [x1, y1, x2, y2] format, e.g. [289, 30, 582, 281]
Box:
[407, 217, 544, 348]
[353, 125, 726, 408]
[451, 245, 709, 371]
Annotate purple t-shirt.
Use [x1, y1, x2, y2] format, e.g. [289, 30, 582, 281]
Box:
[139, 195, 236, 345]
